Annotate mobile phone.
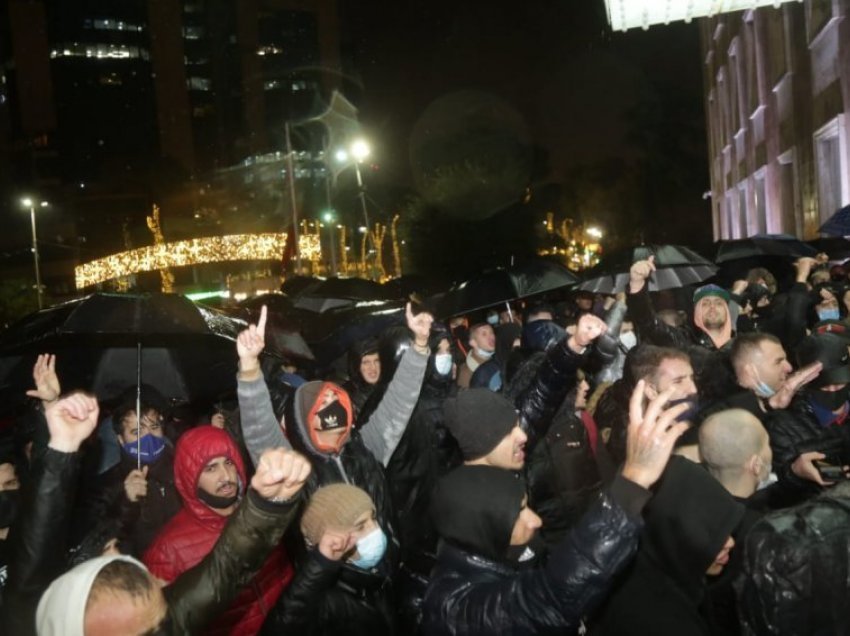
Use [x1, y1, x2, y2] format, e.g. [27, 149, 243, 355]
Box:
[815, 460, 846, 481]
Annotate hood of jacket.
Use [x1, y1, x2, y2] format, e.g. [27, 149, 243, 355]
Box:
[641, 456, 744, 602]
[431, 464, 526, 563]
[290, 380, 354, 460]
[173, 425, 247, 528]
[36, 555, 147, 636]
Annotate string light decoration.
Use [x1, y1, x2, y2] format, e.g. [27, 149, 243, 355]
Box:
[75, 233, 289, 289]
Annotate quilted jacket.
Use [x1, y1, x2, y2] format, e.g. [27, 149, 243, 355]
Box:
[143, 426, 293, 636]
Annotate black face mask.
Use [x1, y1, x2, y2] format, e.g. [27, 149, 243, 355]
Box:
[196, 488, 238, 510]
[0, 490, 20, 529]
[504, 533, 546, 570]
[811, 385, 850, 412]
[316, 400, 348, 431]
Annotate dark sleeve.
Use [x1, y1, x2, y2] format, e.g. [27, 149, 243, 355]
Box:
[165, 489, 301, 635]
[264, 550, 343, 632]
[626, 286, 691, 348]
[779, 283, 811, 352]
[517, 339, 586, 453]
[1, 448, 81, 636]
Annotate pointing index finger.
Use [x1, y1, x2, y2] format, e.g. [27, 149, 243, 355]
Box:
[257, 305, 267, 336]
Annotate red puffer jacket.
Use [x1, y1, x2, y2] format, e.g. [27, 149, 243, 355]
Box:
[143, 426, 293, 636]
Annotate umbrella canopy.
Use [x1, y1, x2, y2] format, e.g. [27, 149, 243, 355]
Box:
[807, 237, 850, 261]
[577, 245, 716, 294]
[818, 205, 850, 237]
[291, 277, 393, 313]
[433, 259, 579, 318]
[714, 234, 817, 263]
[0, 293, 243, 406]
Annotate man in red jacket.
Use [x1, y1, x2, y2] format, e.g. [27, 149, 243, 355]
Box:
[143, 425, 294, 635]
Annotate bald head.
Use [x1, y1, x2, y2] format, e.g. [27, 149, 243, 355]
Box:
[699, 409, 772, 498]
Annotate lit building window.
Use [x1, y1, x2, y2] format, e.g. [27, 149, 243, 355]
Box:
[256, 45, 283, 56]
[264, 80, 281, 91]
[187, 76, 212, 91]
[183, 25, 204, 40]
[50, 43, 150, 60]
[85, 18, 144, 32]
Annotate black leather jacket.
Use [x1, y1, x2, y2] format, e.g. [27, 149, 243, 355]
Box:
[765, 393, 850, 493]
[421, 476, 650, 636]
[263, 550, 395, 636]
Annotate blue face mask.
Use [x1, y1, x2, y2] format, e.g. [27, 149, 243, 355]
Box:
[754, 381, 776, 399]
[351, 527, 387, 570]
[818, 308, 841, 322]
[487, 315, 499, 326]
[122, 434, 166, 465]
[434, 353, 453, 376]
[475, 348, 494, 360]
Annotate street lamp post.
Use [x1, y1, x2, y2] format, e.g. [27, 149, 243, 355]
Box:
[322, 211, 338, 275]
[21, 198, 48, 309]
[336, 139, 373, 243]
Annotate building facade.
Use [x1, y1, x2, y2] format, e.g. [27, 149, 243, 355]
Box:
[701, 0, 850, 239]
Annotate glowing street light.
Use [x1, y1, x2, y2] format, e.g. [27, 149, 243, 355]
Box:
[336, 138, 374, 262]
[20, 197, 49, 309]
[586, 226, 603, 239]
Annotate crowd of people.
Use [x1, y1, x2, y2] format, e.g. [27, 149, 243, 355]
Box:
[2, 251, 850, 635]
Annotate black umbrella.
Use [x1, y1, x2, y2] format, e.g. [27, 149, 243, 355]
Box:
[818, 205, 850, 237]
[292, 277, 393, 313]
[0, 293, 244, 466]
[577, 245, 716, 293]
[714, 234, 817, 263]
[433, 259, 579, 318]
[807, 237, 850, 261]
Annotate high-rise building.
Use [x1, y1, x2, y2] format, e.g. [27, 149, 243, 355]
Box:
[700, 1, 850, 239]
[0, 0, 342, 296]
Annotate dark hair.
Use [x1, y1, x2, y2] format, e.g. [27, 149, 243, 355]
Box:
[523, 302, 555, 323]
[628, 345, 691, 387]
[730, 332, 781, 374]
[86, 559, 156, 610]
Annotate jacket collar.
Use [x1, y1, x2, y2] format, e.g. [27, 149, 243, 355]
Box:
[435, 540, 516, 578]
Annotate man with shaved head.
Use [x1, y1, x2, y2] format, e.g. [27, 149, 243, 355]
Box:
[699, 409, 773, 502]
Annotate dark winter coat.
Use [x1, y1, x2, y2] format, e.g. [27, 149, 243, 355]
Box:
[591, 457, 744, 636]
[422, 475, 651, 636]
[262, 550, 395, 636]
[80, 447, 181, 558]
[526, 395, 602, 545]
[764, 392, 850, 493]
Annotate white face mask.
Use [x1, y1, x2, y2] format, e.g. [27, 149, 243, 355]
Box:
[619, 331, 637, 351]
[434, 353, 453, 375]
[475, 348, 494, 360]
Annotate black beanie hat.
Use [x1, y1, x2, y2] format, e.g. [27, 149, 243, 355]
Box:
[443, 388, 518, 460]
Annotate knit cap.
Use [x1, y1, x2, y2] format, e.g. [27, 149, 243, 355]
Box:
[300, 483, 375, 546]
[443, 388, 518, 461]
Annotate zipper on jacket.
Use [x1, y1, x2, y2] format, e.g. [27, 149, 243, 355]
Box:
[332, 455, 351, 484]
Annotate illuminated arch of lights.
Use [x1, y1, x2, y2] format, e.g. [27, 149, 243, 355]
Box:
[74, 232, 321, 289]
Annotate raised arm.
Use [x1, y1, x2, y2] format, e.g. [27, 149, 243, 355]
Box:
[166, 447, 311, 634]
[236, 306, 291, 466]
[2, 393, 99, 636]
[359, 303, 431, 466]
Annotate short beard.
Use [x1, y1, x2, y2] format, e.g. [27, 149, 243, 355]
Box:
[703, 315, 727, 330]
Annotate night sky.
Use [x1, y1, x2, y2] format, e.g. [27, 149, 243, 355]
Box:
[338, 0, 712, 253]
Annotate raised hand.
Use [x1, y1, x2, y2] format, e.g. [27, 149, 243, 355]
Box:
[237, 305, 267, 375]
[794, 256, 817, 283]
[406, 302, 434, 347]
[318, 529, 357, 562]
[26, 354, 61, 404]
[124, 466, 149, 502]
[569, 313, 608, 352]
[251, 447, 311, 503]
[45, 392, 99, 454]
[629, 256, 656, 293]
[768, 361, 822, 410]
[621, 380, 690, 489]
